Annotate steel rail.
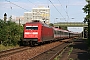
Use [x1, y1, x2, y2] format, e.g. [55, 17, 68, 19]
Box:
[0, 46, 31, 58]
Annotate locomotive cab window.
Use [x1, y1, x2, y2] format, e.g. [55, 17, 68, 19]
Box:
[26, 26, 38, 30]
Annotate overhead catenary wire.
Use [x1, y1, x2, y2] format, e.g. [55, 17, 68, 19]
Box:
[58, 0, 69, 20]
[27, 0, 37, 7]
[48, 0, 66, 21]
[5, 0, 29, 11]
[25, 0, 55, 23]
[4, 0, 66, 23]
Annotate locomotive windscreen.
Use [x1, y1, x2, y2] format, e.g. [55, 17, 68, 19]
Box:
[26, 26, 38, 30]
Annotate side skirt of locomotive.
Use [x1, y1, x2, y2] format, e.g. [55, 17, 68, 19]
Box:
[22, 38, 38, 46]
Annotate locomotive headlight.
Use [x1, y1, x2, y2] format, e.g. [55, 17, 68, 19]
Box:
[33, 32, 38, 34]
[25, 32, 30, 34]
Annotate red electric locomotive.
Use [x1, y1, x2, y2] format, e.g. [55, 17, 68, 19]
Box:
[23, 20, 54, 46]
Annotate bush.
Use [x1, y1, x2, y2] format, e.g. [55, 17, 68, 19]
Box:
[0, 20, 23, 46]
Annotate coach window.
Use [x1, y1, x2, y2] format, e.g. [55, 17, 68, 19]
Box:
[54, 30, 56, 34]
[59, 31, 61, 34]
[61, 32, 63, 35]
[57, 31, 59, 34]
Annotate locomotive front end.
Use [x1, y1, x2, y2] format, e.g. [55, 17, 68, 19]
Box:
[23, 24, 40, 46]
[24, 25, 38, 39]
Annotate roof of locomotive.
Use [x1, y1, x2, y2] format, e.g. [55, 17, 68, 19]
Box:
[25, 20, 52, 28]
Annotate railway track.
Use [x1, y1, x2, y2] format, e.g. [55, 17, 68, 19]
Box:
[0, 38, 73, 60]
[0, 46, 31, 58]
[28, 41, 72, 60]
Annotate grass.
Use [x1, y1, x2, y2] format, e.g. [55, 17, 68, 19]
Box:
[0, 44, 19, 51]
[54, 47, 68, 60]
[69, 58, 73, 60]
[68, 47, 73, 56]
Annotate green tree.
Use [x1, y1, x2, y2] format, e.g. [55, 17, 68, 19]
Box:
[83, 2, 90, 23]
[60, 26, 67, 30]
[82, 0, 90, 46]
[49, 23, 54, 27]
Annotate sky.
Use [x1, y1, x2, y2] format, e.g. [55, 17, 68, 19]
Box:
[0, 0, 87, 33]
